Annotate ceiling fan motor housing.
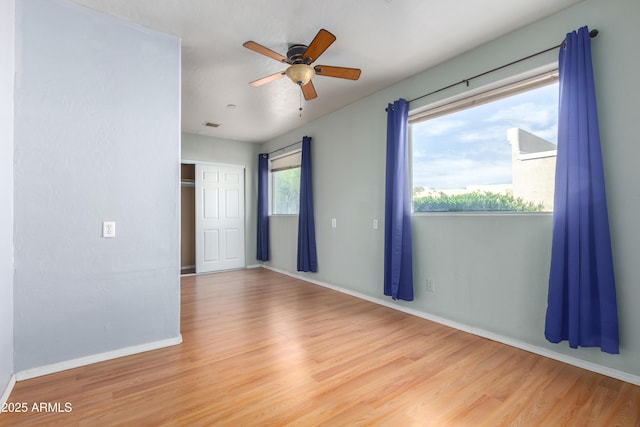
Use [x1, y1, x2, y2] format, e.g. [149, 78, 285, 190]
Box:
[287, 44, 309, 64]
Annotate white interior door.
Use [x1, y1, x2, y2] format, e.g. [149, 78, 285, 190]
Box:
[195, 164, 245, 273]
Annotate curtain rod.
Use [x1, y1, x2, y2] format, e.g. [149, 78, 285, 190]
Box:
[266, 140, 302, 156]
[386, 28, 599, 111]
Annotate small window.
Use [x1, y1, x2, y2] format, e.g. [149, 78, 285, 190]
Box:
[410, 71, 559, 213]
[271, 150, 301, 215]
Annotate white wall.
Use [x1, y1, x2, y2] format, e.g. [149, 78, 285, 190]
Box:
[263, 0, 640, 380]
[13, 0, 181, 372]
[0, 0, 16, 395]
[182, 132, 261, 267]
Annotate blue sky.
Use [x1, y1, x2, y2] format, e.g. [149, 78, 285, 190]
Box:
[411, 82, 559, 190]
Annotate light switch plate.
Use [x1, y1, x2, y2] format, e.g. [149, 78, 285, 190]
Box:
[103, 221, 116, 238]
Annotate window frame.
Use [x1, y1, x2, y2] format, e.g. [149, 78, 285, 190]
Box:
[409, 69, 559, 215]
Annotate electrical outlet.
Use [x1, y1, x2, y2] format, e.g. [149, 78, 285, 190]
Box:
[103, 221, 116, 238]
[426, 279, 435, 292]
[331, 218, 337, 228]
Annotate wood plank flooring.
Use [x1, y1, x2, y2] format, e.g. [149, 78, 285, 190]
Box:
[2, 268, 639, 426]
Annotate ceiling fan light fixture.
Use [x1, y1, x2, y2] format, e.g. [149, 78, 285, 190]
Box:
[244, 29, 360, 101]
[285, 64, 315, 86]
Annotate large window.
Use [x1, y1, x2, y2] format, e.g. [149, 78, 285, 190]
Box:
[410, 72, 559, 213]
[271, 150, 301, 214]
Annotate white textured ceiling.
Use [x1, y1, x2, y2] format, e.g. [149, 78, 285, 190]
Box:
[69, 0, 583, 143]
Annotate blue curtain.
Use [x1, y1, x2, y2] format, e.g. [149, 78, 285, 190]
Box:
[384, 99, 414, 301]
[545, 27, 619, 354]
[297, 136, 318, 272]
[257, 153, 269, 261]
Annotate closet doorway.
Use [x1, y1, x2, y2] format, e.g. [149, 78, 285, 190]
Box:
[181, 162, 246, 275]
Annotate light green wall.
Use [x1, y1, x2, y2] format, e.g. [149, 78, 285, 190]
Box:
[262, 0, 640, 380]
[181, 132, 261, 267]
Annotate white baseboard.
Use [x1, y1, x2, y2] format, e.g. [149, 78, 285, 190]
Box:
[15, 335, 182, 382]
[262, 265, 640, 387]
[181, 265, 262, 278]
[0, 374, 16, 410]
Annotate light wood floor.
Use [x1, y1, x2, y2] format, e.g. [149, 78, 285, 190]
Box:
[2, 268, 639, 426]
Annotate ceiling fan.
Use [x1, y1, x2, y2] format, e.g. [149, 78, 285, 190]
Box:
[243, 29, 361, 101]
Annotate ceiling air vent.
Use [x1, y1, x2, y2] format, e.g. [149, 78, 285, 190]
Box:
[204, 122, 220, 128]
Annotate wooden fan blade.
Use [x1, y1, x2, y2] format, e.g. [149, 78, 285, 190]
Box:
[250, 71, 285, 87]
[301, 80, 317, 100]
[302, 29, 336, 64]
[314, 65, 361, 80]
[243, 41, 289, 63]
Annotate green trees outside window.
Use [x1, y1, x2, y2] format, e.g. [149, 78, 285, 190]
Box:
[413, 188, 544, 212]
[272, 167, 300, 214]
